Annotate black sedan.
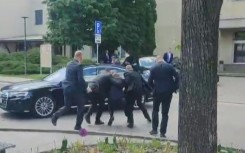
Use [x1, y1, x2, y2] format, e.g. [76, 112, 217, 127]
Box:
[0, 64, 151, 118]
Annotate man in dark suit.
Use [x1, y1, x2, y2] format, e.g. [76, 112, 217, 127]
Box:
[51, 51, 89, 130]
[102, 50, 111, 64]
[124, 65, 149, 128]
[148, 54, 179, 137]
[84, 70, 117, 125]
[122, 52, 139, 72]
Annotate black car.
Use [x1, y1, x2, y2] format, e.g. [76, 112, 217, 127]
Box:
[0, 64, 151, 118]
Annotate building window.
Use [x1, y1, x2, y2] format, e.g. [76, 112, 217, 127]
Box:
[35, 10, 43, 25]
[234, 44, 245, 63]
[234, 32, 245, 63]
[234, 32, 245, 40]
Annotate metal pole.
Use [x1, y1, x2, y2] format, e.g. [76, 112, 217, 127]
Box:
[22, 17, 28, 75]
[96, 43, 99, 63]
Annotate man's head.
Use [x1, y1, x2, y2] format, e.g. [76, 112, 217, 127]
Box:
[156, 55, 164, 63]
[74, 50, 83, 63]
[163, 52, 173, 63]
[126, 65, 134, 72]
[112, 73, 120, 78]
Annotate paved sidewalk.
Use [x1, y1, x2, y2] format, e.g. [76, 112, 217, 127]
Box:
[0, 76, 32, 83]
[1, 97, 245, 150]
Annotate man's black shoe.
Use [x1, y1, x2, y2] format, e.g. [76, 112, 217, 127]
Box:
[146, 116, 152, 123]
[85, 114, 91, 124]
[108, 116, 114, 126]
[51, 115, 57, 126]
[160, 133, 166, 138]
[74, 126, 81, 131]
[95, 120, 104, 125]
[149, 130, 158, 135]
[127, 123, 134, 128]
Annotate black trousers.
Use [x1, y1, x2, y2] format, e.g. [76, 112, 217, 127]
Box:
[86, 92, 105, 121]
[54, 87, 87, 127]
[136, 96, 150, 119]
[152, 92, 172, 134]
[108, 99, 116, 118]
[125, 92, 142, 124]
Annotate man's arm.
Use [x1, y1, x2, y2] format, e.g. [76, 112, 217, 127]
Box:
[77, 65, 88, 89]
[148, 69, 154, 88]
[172, 68, 179, 91]
[124, 72, 131, 85]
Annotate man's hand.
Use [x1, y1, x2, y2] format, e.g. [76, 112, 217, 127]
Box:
[87, 86, 92, 93]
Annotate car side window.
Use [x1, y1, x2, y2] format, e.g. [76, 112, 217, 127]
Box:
[83, 67, 97, 82]
[83, 67, 97, 76]
[97, 67, 111, 75]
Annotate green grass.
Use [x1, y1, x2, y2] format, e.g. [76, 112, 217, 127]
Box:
[44, 137, 243, 153]
[0, 74, 47, 80]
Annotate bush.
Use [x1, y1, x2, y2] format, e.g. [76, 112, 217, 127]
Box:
[27, 48, 40, 64]
[0, 49, 94, 75]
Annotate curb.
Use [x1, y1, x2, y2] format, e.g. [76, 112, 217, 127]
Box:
[0, 128, 178, 143]
[218, 73, 245, 77]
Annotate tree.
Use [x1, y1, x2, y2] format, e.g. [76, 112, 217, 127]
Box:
[179, 0, 223, 153]
[116, 0, 157, 56]
[140, 0, 157, 56]
[44, 0, 157, 56]
[44, 0, 119, 50]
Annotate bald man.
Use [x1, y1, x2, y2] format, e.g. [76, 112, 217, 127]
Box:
[124, 65, 151, 128]
[52, 50, 88, 130]
[148, 54, 179, 137]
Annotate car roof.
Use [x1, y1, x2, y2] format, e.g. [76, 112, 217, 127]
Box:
[84, 64, 125, 69]
[139, 56, 156, 60]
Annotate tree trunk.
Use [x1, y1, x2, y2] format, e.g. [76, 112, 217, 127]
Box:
[179, 0, 223, 153]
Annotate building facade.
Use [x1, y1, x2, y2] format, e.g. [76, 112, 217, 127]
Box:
[1, 0, 245, 71]
[155, 0, 245, 72]
[0, 0, 47, 52]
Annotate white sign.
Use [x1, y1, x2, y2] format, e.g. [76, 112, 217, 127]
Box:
[40, 44, 52, 68]
[95, 34, 101, 44]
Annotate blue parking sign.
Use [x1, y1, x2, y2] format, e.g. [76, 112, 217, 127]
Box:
[95, 21, 102, 34]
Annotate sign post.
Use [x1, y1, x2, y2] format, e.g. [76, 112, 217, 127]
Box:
[95, 20, 102, 63]
[40, 44, 52, 74]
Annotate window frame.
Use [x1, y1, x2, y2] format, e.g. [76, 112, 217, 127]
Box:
[35, 10, 43, 25]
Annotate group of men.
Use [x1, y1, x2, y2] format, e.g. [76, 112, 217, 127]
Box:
[51, 50, 179, 138]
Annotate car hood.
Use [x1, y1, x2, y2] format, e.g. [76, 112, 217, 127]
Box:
[1, 80, 58, 91]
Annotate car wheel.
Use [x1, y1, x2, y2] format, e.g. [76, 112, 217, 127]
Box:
[32, 95, 56, 118]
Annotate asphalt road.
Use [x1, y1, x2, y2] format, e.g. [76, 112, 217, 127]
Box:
[0, 77, 245, 152]
[0, 82, 10, 89]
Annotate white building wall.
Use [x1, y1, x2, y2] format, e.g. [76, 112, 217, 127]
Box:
[0, 0, 31, 39]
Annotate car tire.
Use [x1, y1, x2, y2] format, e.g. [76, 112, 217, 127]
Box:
[31, 95, 57, 118]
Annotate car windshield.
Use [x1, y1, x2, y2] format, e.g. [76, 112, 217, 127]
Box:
[139, 57, 156, 69]
[43, 68, 66, 82]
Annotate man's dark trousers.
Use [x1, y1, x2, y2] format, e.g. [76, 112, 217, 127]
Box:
[54, 86, 86, 127]
[125, 92, 142, 124]
[86, 92, 105, 122]
[152, 92, 173, 135]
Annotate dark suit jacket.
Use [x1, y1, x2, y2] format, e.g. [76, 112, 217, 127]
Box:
[62, 60, 87, 94]
[148, 62, 179, 95]
[92, 74, 122, 99]
[109, 78, 125, 101]
[102, 53, 111, 64]
[124, 71, 143, 94]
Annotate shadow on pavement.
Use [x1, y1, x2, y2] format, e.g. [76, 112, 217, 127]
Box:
[0, 103, 152, 120]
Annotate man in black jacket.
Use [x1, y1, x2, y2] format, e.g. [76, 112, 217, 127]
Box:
[124, 65, 149, 128]
[85, 70, 121, 125]
[51, 51, 88, 130]
[148, 55, 179, 137]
